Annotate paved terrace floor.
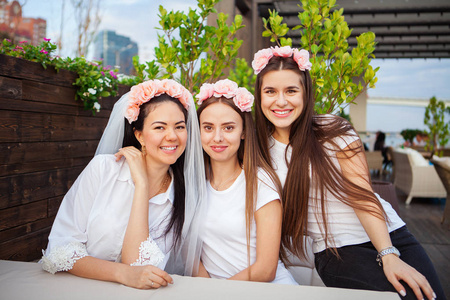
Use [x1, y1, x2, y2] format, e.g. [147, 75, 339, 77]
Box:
[373, 172, 450, 299]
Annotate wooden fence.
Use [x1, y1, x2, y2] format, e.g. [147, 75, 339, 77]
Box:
[0, 54, 128, 261]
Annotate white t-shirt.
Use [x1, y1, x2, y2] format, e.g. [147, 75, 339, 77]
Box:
[41, 154, 174, 273]
[269, 116, 405, 253]
[200, 169, 297, 284]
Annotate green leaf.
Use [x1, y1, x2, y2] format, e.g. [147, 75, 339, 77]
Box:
[100, 91, 110, 97]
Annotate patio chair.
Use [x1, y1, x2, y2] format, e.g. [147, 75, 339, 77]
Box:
[430, 157, 450, 224]
[393, 148, 446, 205]
[385, 146, 394, 170]
[365, 150, 383, 177]
[372, 180, 400, 215]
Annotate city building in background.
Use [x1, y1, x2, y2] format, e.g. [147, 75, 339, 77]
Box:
[94, 30, 138, 75]
[0, 0, 46, 45]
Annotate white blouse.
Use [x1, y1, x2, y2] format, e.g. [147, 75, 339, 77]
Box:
[40, 154, 175, 274]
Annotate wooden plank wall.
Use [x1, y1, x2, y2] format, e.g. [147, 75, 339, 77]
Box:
[0, 54, 129, 261]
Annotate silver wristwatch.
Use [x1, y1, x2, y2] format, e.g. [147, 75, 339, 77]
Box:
[376, 246, 401, 266]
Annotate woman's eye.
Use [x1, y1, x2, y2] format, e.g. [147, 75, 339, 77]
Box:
[203, 126, 212, 131]
[287, 89, 298, 94]
[176, 125, 186, 130]
[265, 89, 275, 94]
[154, 126, 164, 130]
[224, 126, 234, 131]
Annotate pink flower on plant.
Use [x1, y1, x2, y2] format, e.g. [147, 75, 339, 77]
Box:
[293, 49, 312, 71]
[101, 71, 105, 76]
[44, 38, 51, 42]
[213, 79, 238, 99]
[15, 46, 23, 50]
[40, 49, 48, 54]
[19, 40, 27, 44]
[271, 46, 293, 57]
[251, 48, 274, 74]
[109, 70, 117, 79]
[233, 87, 254, 112]
[195, 83, 215, 105]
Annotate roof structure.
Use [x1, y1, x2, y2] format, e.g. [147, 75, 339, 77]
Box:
[255, 0, 450, 59]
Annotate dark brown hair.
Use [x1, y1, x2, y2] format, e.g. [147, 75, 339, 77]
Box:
[122, 94, 188, 250]
[254, 56, 386, 263]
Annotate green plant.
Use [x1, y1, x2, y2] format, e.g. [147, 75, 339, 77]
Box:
[54, 56, 119, 113]
[1, 38, 56, 68]
[131, 0, 244, 93]
[1, 38, 119, 114]
[229, 58, 256, 95]
[400, 129, 422, 145]
[337, 109, 352, 124]
[424, 96, 450, 156]
[261, 0, 378, 114]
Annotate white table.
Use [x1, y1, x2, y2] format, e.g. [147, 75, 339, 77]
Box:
[0, 260, 400, 300]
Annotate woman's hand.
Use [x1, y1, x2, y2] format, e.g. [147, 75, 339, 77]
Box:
[382, 254, 436, 300]
[115, 147, 148, 187]
[121, 264, 174, 290]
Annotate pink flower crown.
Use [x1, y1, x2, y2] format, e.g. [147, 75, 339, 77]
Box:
[195, 79, 254, 112]
[125, 79, 193, 124]
[251, 46, 312, 74]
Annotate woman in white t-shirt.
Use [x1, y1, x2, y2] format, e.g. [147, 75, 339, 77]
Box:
[40, 80, 206, 289]
[251, 47, 444, 299]
[194, 79, 297, 284]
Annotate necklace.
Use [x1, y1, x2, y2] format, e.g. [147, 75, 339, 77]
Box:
[211, 167, 242, 191]
[151, 172, 170, 198]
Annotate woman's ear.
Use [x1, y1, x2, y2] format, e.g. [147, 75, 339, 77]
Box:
[134, 129, 144, 146]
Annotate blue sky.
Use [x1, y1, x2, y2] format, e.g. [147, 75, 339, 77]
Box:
[20, 0, 450, 103]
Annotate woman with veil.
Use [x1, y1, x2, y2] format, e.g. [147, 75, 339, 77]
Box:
[40, 79, 206, 289]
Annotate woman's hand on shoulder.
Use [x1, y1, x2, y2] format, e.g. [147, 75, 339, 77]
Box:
[382, 254, 435, 300]
[115, 146, 148, 187]
[120, 264, 173, 289]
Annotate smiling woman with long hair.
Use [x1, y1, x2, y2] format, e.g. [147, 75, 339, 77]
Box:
[252, 46, 444, 300]
[41, 79, 206, 289]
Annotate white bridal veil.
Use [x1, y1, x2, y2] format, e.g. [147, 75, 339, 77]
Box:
[95, 88, 206, 276]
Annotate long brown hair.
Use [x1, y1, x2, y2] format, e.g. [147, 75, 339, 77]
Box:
[254, 56, 386, 263]
[197, 96, 281, 276]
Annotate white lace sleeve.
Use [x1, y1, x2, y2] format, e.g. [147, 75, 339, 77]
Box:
[40, 242, 88, 274]
[130, 236, 165, 267]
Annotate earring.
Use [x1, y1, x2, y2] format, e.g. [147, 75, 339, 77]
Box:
[141, 144, 147, 155]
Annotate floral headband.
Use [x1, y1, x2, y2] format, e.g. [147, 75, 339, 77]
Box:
[196, 79, 254, 112]
[251, 46, 312, 74]
[125, 79, 192, 124]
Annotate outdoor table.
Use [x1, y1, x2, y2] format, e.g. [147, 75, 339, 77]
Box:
[0, 260, 400, 300]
